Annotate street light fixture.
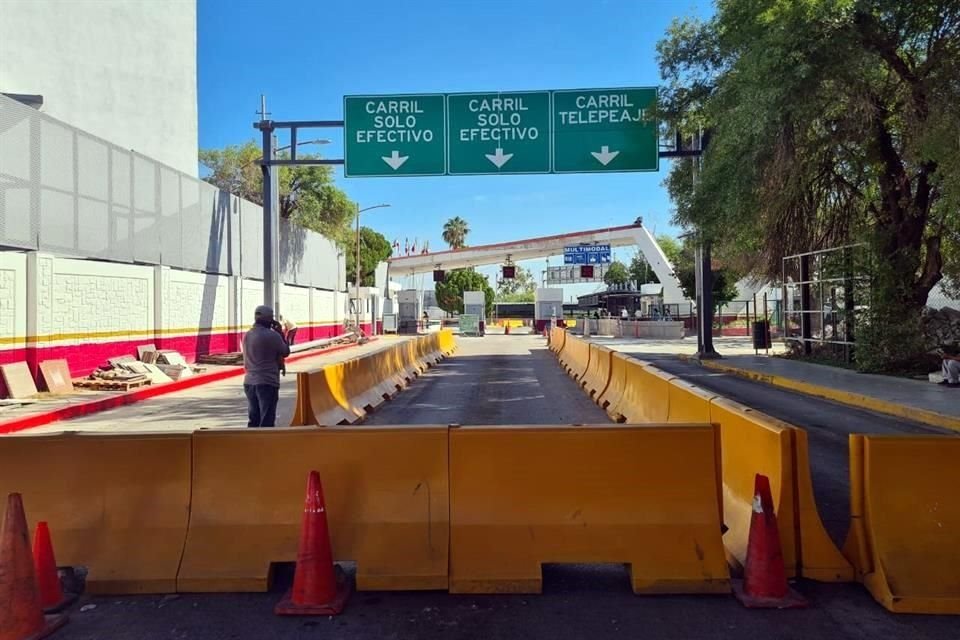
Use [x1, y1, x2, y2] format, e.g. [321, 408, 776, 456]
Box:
[354, 203, 391, 332]
[275, 138, 332, 154]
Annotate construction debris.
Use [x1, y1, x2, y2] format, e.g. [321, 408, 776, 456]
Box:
[74, 347, 199, 391]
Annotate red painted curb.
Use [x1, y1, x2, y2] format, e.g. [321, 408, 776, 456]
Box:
[0, 339, 374, 435]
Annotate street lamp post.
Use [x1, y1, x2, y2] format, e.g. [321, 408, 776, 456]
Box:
[354, 203, 391, 333]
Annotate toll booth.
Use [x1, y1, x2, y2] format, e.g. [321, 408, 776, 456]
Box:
[463, 290, 486, 336]
[397, 289, 421, 334]
[535, 288, 564, 333]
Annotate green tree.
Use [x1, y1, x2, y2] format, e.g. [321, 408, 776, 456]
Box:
[345, 227, 392, 287]
[603, 261, 631, 287]
[657, 0, 960, 371]
[657, 234, 683, 267]
[496, 266, 537, 302]
[442, 217, 470, 249]
[199, 141, 356, 242]
[435, 269, 495, 316]
[630, 234, 683, 287]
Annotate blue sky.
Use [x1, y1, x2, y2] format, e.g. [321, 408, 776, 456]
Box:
[197, 0, 711, 297]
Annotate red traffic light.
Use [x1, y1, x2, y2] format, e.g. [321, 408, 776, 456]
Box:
[502, 265, 516, 279]
[433, 270, 445, 283]
[580, 265, 594, 278]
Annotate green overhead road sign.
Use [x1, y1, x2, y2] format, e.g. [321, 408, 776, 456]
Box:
[344, 94, 446, 177]
[342, 88, 658, 177]
[552, 87, 658, 173]
[446, 91, 551, 175]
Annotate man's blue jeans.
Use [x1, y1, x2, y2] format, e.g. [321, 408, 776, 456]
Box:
[244, 383, 280, 427]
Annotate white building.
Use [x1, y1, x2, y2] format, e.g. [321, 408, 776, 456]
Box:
[0, 0, 198, 176]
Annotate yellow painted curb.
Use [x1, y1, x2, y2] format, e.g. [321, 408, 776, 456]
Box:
[698, 359, 960, 433]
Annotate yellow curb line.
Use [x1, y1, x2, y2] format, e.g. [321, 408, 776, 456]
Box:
[694, 358, 960, 433]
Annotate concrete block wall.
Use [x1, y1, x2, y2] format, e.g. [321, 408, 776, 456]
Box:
[0, 252, 376, 393]
[29, 254, 155, 376]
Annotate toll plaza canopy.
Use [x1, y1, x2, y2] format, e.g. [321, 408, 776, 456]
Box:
[388, 222, 688, 305]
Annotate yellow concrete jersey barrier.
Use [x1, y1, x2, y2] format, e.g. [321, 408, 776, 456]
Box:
[559, 333, 591, 382]
[448, 424, 730, 595]
[548, 327, 566, 354]
[581, 343, 614, 400]
[0, 431, 191, 594]
[437, 328, 457, 356]
[178, 426, 450, 592]
[596, 352, 638, 414]
[706, 397, 852, 582]
[291, 335, 456, 426]
[844, 435, 960, 614]
[607, 359, 674, 423]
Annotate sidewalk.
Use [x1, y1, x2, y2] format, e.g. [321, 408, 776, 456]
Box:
[698, 355, 960, 431]
[7, 337, 409, 435]
[586, 335, 786, 358]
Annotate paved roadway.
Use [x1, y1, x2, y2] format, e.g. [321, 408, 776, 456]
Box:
[49, 335, 959, 639]
[638, 356, 949, 547]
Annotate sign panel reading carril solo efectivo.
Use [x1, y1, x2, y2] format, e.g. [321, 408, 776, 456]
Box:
[343, 87, 656, 177]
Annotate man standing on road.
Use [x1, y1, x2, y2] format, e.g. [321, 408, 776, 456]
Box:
[243, 305, 290, 427]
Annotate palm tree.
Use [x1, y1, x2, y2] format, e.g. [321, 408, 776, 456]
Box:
[442, 217, 470, 250]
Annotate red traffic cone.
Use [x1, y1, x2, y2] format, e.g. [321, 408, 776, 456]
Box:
[33, 522, 77, 614]
[732, 474, 808, 608]
[274, 471, 351, 616]
[0, 494, 68, 640]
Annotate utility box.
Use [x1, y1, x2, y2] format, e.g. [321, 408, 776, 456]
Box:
[397, 289, 421, 334]
[463, 290, 486, 336]
[535, 288, 564, 332]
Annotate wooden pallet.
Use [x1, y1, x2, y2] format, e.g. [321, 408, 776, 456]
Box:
[74, 377, 151, 392]
[196, 353, 244, 366]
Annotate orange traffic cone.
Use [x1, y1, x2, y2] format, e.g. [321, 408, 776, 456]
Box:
[0, 494, 68, 640]
[33, 522, 77, 613]
[732, 474, 808, 609]
[274, 471, 351, 616]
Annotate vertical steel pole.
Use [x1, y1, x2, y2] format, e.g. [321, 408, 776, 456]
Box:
[355, 204, 361, 331]
[271, 134, 281, 317]
[260, 123, 276, 313]
[800, 253, 813, 355]
[697, 241, 719, 358]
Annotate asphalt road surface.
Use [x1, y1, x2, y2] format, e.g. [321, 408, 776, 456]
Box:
[639, 356, 949, 546]
[52, 336, 959, 640]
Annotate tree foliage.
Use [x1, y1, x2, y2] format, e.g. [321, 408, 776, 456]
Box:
[603, 261, 631, 287]
[345, 227, 393, 287]
[435, 269, 495, 315]
[199, 141, 356, 243]
[630, 234, 683, 286]
[442, 217, 470, 249]
[496, 266, 537, 302]
[657, 0, 960, 370]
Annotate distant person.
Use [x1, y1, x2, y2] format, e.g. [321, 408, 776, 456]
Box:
[243, 305, 290, 427]
[938, 349, 960, 387]
[634, 309, 642, 321]
[279, 315, 298, 346]
[620, 308, 629, 321]
[422, 311, 429, 329]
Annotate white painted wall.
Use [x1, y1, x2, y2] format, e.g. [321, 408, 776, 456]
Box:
[279, 284, 311, 327]
[0, 253, 27, 348]
[160, 267, 230, 334]
[0, 0, 198, 176]
[33, 255, 154, 343]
